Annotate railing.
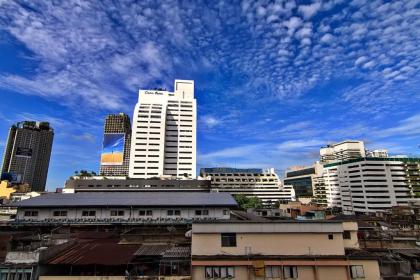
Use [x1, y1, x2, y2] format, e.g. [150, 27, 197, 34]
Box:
[13, 217, 220, 225]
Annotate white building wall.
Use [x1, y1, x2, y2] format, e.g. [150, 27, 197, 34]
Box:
[206, 169, 294, 204]
[17, 207, 230, 222]
[338, 159, 412, 214]
[129, 80, 196, 179]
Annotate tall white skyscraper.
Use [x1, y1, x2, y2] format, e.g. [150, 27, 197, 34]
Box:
[129, 80, 196, 179]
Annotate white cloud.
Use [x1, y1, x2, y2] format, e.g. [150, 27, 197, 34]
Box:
[200, 115, 221, 128]
[355, 56, 368, 66]
[320, 33, 334, 44]
[376, 114, 420, 138]
[276, 139, 324, 151]
[298, 2, 321, 19]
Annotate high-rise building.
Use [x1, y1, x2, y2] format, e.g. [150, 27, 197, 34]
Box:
[129, 80, 196, 179]
[1, 121, 54, 191]
[99, 113, 131, 176]
[323, 157, 420, 214]
[320, 140, 365, 163]
[283, 163, 323, 197]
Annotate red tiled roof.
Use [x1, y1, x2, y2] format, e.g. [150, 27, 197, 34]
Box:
[47, 239, 139, 266]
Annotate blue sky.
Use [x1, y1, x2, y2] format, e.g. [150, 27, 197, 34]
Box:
[0, 0, 419, 190]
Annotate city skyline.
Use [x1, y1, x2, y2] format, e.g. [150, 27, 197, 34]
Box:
[0, 0, 419, 190]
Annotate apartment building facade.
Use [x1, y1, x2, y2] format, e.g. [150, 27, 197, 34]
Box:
[1, 121, 54, 191]
[330, 157, 420, 215]
[129, 80, 196, 179]
[191, 221, 380, 280]
[201, 168, 295, 205]
[99, 113, 131, 176]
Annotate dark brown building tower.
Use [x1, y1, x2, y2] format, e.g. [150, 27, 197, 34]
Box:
[99, 113, 131, 176]
[1, 121, 54, 191]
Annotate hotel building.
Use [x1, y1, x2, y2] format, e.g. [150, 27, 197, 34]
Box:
[129, 80, 196, 179]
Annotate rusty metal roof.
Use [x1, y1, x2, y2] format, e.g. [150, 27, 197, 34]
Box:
[134, 244, 172, 256]
[47, 239, 139, 265]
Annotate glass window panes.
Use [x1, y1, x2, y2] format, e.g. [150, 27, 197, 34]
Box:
[227, 267, 235, 277]
[82, 210, 96, 216]
[350, 265, 365, 279]
[213, 267, 220, 278]
[266, 266, 281, 278]
[221, 233, 237, 247]
[204, 267, 234, 279]
[283, 266, 298, 279]
[205, 267, 212, 278]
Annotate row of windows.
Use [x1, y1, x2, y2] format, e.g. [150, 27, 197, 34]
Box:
[202, 264, 365, 279]
[26, 209, 212, 218]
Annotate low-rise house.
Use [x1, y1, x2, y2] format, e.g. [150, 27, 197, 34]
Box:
[191, 220, 380, 280]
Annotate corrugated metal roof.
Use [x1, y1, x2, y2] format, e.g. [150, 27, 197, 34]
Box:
[162, 246, 191, 259]
[134, 245, 191, 259]
[11, 192, 237, 208]
[134, 244, 172, 256]
[47, 239, 139, 265]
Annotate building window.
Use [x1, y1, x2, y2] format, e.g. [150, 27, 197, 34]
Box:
[328, 234, 334, 240]
[223, 210, 229, 215]
[110, 210, 124, 216]
[265, 266, 281, 278]
[53, 210, 67, 217]
[24, 211, 38, 217]
[283, 266, 298, 279]
[221, 233, 236, 247]
[350, 266, 365, 279]
[139, 210, 153, 216]
[195, 209, 209, 216]
[205, 266, 234, 278]
[82, 210, 96, 217]
[167, 210, 181, 216]
[343, 231, 351, 239]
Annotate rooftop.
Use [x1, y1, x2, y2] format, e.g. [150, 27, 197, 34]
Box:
[324, 156, 420, 168]
[10, 192, 238, 208]
[200, 167, 264, 174]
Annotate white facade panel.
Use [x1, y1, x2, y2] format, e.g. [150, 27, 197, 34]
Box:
[129, 80, 197, 179]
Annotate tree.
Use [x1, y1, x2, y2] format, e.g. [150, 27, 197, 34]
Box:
[233, 194, 263, 210]
[74, 170, 97, 177]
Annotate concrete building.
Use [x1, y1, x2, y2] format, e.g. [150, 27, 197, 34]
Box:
[201, 168, 295, 205]
[129, 80, 196, 179]
[99, 113, 131, 176]
[1, 121, 54, 191]
[63, 176, 210, 192]
[11, 192, 236, 225]
[320, 140, 365, 163]
[283, 162, 323, 197]
[191, 221, 380, 280]
[367, 149, 389, 158]
[326, 157, 420, 215]
[314, 140, 369, 208]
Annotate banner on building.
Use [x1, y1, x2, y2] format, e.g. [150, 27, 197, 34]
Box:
[101, 133, 125, 165]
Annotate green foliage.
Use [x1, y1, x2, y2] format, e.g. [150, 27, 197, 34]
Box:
[234, 194, 263, 209]
[74, 170, 97, 177]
